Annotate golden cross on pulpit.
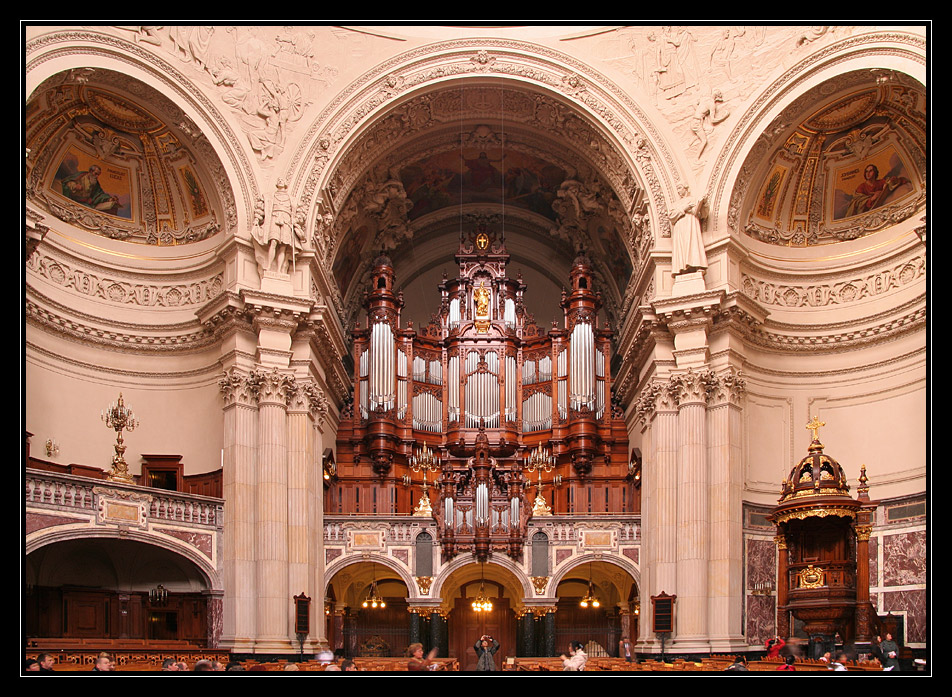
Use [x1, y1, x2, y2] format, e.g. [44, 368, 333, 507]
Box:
[805, 415, 825, 441]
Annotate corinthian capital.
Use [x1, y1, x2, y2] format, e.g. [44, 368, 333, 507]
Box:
[669, 369, 714, 406]
[253, 367, 297, 406]
[289, 380, 330, 424]
[218, 366, 260, 407]
[705, 366, 747, 407]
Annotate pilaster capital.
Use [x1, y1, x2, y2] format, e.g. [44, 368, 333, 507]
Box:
[669, 368, 712, 407]
[705, 366, 747, 407]
[218, 366, 260, 407]
[632, 379, 677, 426]
[288, 379, 330, 424]
[254, 366, 297, 407]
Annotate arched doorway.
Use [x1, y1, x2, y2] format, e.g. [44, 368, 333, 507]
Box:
[553, 559, 638, 659]
[24, 538, 215, 645]
[325, 561, 411, 659]
[440, 562, 524, 670]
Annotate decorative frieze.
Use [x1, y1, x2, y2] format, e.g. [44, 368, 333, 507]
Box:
[741, 255, 926, 309]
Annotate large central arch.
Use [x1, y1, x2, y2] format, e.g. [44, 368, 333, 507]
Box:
[286, 40, 689, 347]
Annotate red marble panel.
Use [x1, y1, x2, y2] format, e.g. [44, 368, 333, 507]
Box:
[882, 589, 927, 643]
[746, 537, 776, 587]
[883, 530, 926, 585]
[26, 512, 87, 535]
[746, 593, 776, 646]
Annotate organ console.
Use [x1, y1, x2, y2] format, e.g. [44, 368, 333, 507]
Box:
[332, 226, 633, 561]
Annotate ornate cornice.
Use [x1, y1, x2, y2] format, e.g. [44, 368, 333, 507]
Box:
[26, 247, 225, 310]
[741, 254, 926, 309]
[25, 295, 219, 353]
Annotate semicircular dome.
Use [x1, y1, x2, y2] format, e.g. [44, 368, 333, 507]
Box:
[25, 68, 233, 246]
[739, 69, 926, 247]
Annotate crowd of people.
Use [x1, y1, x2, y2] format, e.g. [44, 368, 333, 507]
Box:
[23, 631, 908, 674]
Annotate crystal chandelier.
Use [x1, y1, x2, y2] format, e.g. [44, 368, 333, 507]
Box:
[579, 564, 600, 608]
[362, 568, 386, 609]
[471, 564, 493, 612]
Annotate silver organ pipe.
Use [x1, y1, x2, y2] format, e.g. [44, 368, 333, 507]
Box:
[430, 359, 443, 385]
[412, 391, 443, 432]
[448, 356, 460, 422]
[596, 349, 605, 419]
[570, 321, 595, 410]
[413, 355, 426, 383]
[510, 496, 520, 529]
[370, 321, 395, 411]
[476, 482, 489, 525]
[522, 391, 553, 432]
[359, 349, 369, 418]
[464, 351, 500, 428]
[397, 349, 408, 419]
[557, 348, 568, 420]
[504, 297, 515, 329]
[449, 298, 461, 330]
[506, 356, 517, 422]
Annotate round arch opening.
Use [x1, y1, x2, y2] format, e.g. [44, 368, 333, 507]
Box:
[25, 537, 216, 646]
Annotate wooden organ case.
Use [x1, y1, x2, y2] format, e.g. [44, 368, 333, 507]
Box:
[332, 228, 633, 562]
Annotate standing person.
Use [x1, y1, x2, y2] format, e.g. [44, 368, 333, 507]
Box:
[619, 637, 634, 663]
[880, 633, 900, 671]
[765, 635, 786, 658]
[474, 635, 500, 671]
[561, 641, 588, 671]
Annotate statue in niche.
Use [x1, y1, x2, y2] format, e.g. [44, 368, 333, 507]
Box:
[252, 179, 307, 275]
[474, 281, 491, 318]
[668, 184, 708, 276]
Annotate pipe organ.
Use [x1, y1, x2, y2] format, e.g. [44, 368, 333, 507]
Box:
[334, 229, 633, 561]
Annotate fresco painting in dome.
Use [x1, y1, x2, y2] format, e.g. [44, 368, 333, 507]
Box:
[832, 146, 913, 221]
[53, 146, 133, 219]
[756, 165, 787, 221]
[399, 148, 566, 221]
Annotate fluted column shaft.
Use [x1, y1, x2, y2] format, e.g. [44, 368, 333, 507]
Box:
[255, 375, 292, 651]
[675, 385, 708, 645]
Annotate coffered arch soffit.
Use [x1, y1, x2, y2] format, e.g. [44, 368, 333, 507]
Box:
[286, 41, 691, 328]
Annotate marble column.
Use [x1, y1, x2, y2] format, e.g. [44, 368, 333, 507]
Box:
[219, 368, 259, 652]
[254, 368, 294, 652]
[706, 368, 747, 652]
[637, 380, 678, 649]
[430, 612, 448, 659]
[542, 609, 557, 656]
[287, 380, 325, 651]
[518, 611, 536, 656]
[409, 609, 423, 646]
[673, 370, 709, 649]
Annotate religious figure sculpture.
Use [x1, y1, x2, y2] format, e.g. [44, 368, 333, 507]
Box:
[252, 179, 307, 275]
[474, 281, 491, 318]
[668, 184, 708, 275]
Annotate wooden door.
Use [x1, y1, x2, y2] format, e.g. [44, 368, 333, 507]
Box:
[450, 595, 514, 671]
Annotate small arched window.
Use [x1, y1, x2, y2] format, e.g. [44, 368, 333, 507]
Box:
[415, 532, 433, 577]
[531, 531, 549, 577]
